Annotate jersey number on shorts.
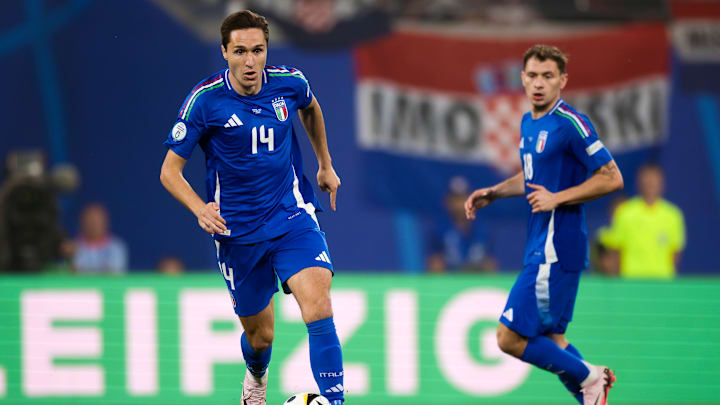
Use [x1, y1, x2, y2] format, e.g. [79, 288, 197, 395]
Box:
[252, 125, 274, 154]
[523, 153, 533, 180]
[219, 262, 235, 290]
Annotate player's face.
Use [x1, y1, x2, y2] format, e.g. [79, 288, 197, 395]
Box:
[222, 28, 267, 95]
[521, 57, 567, 113]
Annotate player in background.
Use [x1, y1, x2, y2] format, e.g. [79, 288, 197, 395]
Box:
[160, 11, 344, 405]
[464, 45, 623, 405]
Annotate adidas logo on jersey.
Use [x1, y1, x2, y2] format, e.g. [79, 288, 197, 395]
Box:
[502, 308, 514, 322]
[224, 114, 243, 128]
[325, 383, 344, 394]
[315, 251, 331, 264]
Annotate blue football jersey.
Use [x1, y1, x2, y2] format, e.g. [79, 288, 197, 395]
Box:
[164, 66, 322, 244]
[519, 99, 613, 271]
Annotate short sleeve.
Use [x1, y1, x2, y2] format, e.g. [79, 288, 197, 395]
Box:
[163, 89, 208, 159]
[561, 111, 613, 172]
[290, 68, 314, 109]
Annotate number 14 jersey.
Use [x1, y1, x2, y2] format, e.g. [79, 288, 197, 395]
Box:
[164, 66, 321, 244]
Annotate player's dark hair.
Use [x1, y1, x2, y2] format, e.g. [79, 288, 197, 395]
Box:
[221, 10, 269, 48]
[523, 45, 568, 74]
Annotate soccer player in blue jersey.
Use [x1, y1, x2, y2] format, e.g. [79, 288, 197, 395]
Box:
[464, 45, 624, 405]
[160, 10, 344, 405]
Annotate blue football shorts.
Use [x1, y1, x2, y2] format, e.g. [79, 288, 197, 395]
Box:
[499, 262, 581, 338]
[215, 225, 334, 317]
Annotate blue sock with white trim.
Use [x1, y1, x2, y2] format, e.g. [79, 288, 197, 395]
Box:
[241, 332, 271, 378]
[560, 344, 585, 404]
[307, 317, 344, 404]
[521, 336, 590, 385]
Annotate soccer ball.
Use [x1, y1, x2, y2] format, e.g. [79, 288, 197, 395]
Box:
[283, 393, 331, 405]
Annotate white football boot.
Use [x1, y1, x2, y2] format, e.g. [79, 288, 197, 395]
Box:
[581, 366, 616, 405]
[241, 368, 268, 405]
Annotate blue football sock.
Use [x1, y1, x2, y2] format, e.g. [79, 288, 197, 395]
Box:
[560, 344, 584, 404]
[241, 332, 272, 378]
[520, 336, 590, 385]
[307, 317, 344, 403]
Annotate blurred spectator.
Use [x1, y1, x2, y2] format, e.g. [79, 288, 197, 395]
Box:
[598, 163, 685, 278]
[71, 203, 128, 274]
[157, 256, 185, 275]
[0, 151, 78, 272]
[590, 194, 627, 276]
[426, 176, 497, 273]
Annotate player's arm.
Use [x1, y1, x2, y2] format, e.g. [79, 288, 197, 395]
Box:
[465, 171, 525, 220]
[526, 160, 624, 213]
[299, 96, 341, 211]
[160, 149, 227, 234]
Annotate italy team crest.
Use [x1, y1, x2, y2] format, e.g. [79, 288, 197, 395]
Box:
[536, 130, 548, 153]
[272, 97, 288, 122]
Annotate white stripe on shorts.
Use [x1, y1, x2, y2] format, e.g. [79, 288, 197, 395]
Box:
[535, 263, 552, 320]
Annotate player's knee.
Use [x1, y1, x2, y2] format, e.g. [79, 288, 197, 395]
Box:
[301, 295, 333, 324]
[246, 327, 274, 352]
[253, 337, 273, 353]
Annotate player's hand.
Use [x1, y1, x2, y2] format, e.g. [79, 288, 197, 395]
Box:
[465, 187, 496, 220]
[526, 183, 558, 213]
[317, 166, 340, 211]
[196, 202, 227, 234]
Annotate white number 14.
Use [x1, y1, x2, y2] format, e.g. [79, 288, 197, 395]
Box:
[252, 125, 274, 154]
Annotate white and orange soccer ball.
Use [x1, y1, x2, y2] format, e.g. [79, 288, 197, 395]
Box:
[283, 392, 331, 405]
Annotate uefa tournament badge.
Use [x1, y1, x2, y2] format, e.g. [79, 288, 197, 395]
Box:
[536, 130, 548, 153]
[272, 97, 288, 122]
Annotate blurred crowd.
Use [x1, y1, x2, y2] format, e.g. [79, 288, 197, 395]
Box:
[156, 0, 669, 50]
[0, 149, 685, 278]
[0, 150, 185, 275]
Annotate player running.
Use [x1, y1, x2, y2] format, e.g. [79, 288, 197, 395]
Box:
[464, 45, 623, 405]
[160, 10, 344, 405]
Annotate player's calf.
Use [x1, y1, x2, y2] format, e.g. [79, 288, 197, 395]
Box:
[241, 332, 272, 379]
[239, 302, 275, 379]
[307, 317, 344, 404]
[289, 269, 344, 402]
[552, 343, 584, 404]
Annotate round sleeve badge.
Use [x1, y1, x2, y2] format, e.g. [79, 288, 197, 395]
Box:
[171, 122, 187, 141]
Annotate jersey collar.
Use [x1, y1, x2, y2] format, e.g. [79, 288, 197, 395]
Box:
[531, 98, 564, 121]
[548, 98, 564, 115]
[224, 69, 232, 91]
[223, 68, 268, 97]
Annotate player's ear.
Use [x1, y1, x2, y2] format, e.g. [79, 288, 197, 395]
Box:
[560, 72, 568, 90]
[221, 44, 228, 61]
